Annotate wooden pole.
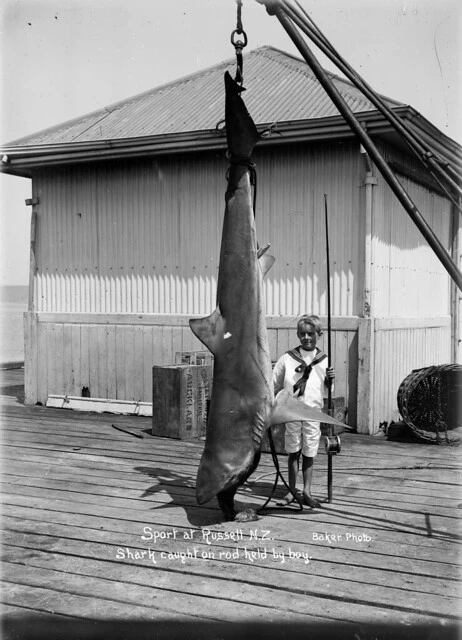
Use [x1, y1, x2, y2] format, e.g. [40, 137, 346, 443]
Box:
[281, 0, 462, 202]
[257, 0, 462, 291]
[28, 209, 37, 312]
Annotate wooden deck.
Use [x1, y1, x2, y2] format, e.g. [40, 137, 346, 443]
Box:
[1, 367, 461, 640]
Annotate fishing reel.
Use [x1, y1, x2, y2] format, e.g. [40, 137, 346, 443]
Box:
[325, 434, 341, 455]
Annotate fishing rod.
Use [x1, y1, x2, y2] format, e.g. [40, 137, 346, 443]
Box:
[324, 194, 341, 503]
[324, 193, 332, 405]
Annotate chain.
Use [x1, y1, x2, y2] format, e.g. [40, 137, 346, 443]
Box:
[230, 0, 248, 84]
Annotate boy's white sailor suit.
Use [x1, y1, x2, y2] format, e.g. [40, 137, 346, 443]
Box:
[272, 346, 331, 457]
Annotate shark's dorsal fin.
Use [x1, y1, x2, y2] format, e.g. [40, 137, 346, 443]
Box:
[268, 389, 346, 427]
[259, 253, 275, 278]
[257, 244, 270, 258]
[189, 307, 225, 355]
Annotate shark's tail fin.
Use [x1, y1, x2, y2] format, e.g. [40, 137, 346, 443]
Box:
[225, 71, 260, 159]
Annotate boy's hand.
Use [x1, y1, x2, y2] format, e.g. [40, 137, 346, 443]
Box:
[326, 367, 335, 386]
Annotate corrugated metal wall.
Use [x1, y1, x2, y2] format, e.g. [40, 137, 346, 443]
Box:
[368, 145, 453, 428]
[33, 157, 223, 316]
[258, 143, 361, 317]
[372, 147, 452, 318]
[372, 317, 451, 426]
[33, 141, 363, 318]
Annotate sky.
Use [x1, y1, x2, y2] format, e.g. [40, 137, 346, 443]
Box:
[0, 0, 461, 286]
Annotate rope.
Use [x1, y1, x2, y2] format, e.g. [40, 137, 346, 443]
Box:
[226, 155, 258, 218]
[257, 427, 303, 514]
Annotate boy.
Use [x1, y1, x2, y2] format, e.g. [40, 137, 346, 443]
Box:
[272, 314, 335, 508]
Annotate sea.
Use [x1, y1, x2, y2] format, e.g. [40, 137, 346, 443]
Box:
[0, 285, 28, 365]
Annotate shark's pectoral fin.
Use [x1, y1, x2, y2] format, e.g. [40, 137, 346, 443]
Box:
[259, 253, 275, 278]
[269, 389, 347, 427]
[189, 306, 225, 355]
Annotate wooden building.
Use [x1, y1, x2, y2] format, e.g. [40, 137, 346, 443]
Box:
[2, 47, 460, 433]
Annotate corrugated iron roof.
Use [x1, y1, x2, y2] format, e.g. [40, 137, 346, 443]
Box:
[8, 46, 402, 147]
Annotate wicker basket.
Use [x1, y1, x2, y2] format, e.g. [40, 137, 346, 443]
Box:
[397, 364, 462, 445]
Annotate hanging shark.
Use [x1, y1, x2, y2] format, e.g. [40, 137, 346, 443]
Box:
[189, 71, 346, 521]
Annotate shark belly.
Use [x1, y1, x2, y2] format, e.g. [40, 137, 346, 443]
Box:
[195, 191, 273, 504]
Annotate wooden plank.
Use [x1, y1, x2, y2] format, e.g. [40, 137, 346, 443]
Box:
[43, 323, 54, 401]
[4, 429, 459, 482]
[152, 323, 164, 367]
[32, 314, 359, 333]
[3, 464, 460, 525]
[88, 324, 100, 400]
[3, 499, 460, 576]
[5, 407, 461, 469]
[133, 324, 145, 401]
[267, 328, 278, 362]
[161, 326, 173, 365]
[142, 327, 154, 403]
[172, 326, 184, 361]
[124, 325, 135, 401]
[376, 316, 451, 331]
[28, 210, 37, 311]
[2, 547, 454, 632]
[2, 482, 461, 552]
[45, 395, 152, 415]
[3, 454, 460, 531]
[357, 317, 374, 433]
[333, 329, 348, 398]
[2, 558, 322, 625]
[2, 528, 460, 619]
[23, 313, 37, 405]
[114, 325, 126, 400]
[3, 491, 461, 573]
[4, 424, 462, 476]
[3, 406, 459, 464]
[106, 324, 117, 399]
[63, 324, 73, 395]
[3, 425, 460, 479]
[2, 438, 460, 501]
[79, 323, 90, 396]
[4, 455, 462, 513]
[2, 508, 459, 593]
[267, 316, 361, 331]
[2, 475, 460, 539]
[276, 328, 291, 358]
[97, 325, 108, 398]
[2, 580, 201, 623]
[3, 450, 460, 517]
[36, 324, 49, 404]
[3, 436, 461, 493]
[1, 558, 328, 626]
[70, 323, 81, 395]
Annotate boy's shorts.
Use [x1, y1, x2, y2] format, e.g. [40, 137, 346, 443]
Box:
[284, 421, 321, 457]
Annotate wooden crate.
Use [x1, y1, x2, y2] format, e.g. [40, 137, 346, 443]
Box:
[152, 364, 212, 439]
[261, 397, 346, 453]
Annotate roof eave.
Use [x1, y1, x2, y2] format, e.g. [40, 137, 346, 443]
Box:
[1, 107, 460, 177]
